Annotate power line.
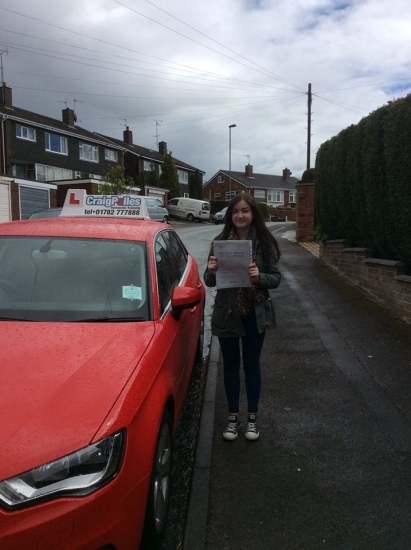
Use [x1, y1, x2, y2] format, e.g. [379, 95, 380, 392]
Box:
[116, 0, 304, 91]
[0, 6, 302, 92]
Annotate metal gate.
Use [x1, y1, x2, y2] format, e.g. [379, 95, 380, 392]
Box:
[20, 186, 49, 220]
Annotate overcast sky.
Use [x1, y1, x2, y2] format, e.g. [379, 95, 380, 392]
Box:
[1, 0, 410, 181]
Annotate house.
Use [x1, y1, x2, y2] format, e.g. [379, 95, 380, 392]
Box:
[0, 82, 126, 221]
[101, 127, 205, 204]
[203, 164, 299, 207]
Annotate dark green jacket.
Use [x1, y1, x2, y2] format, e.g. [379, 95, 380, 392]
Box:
[204, 238, 281, 337]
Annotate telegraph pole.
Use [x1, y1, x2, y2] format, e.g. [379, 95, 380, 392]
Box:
[307, 83, 312, 169]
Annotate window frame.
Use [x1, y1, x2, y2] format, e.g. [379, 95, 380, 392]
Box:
[104, 149, 118, 162]
[254, 189, 266, 199]
[267, 190, 284, 203]
[45, 133, 68, 155]
[79, 142, 99, 163]
[16, 124, 36, 142]
[177, 170, 188, 184]
[143, 160, 154, 172]
[36, 164, 73, 182]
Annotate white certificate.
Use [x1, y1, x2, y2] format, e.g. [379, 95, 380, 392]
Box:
[213, 240, 253, 289]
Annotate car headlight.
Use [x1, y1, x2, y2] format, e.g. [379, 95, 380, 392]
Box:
[0, 430, 125, 510]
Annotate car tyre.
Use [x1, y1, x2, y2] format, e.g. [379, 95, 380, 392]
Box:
[141, 409, 173, 549]
[187, 213, 194, 222]
[162, 215, 169, 224]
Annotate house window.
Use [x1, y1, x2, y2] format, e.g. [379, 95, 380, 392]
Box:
[267, 190, 284, 203]
[254, 189, 265, 199]
[79, 142, 99, 162]
[225, 190, 239, 200]
[45, 133, 67, 155]
[12, 163, 36, 180]
[214, 193, 221, 199]
[144, 160, 154, 171]
[36, 164, 73, 182]
[289, 191, 296, 203]
[16, 124, 36, 141]
[104, 149, 118, 162]
[177, 170, 188, 184]
[218, 175, 224, 183]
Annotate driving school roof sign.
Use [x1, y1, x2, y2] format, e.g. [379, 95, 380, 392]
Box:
[62, 189, 150, 219]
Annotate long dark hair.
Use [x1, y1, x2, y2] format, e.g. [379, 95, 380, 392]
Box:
[218, 194, 281, 262]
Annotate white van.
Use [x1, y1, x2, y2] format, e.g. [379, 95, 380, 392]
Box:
[166, 197, 210, 222]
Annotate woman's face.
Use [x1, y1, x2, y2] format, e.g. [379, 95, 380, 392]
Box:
[231, 199, 253, 231]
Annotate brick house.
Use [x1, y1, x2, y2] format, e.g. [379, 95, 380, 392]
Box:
[203, 164, 299, 207]
[101, 127, 205, 204]
[0, 83, 126, 221]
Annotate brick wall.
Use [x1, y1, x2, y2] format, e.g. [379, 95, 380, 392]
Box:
[296, 182, 314, 242]
[268, 207, 296, 221]
[321, 240, 411, 324]
[10, 182, 20, 220]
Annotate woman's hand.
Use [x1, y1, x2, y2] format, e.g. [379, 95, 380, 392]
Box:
[208, 256, 218, 274]
[249, 263, 260, 284]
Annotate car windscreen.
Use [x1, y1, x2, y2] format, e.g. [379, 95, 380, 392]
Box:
[0, 236, 149, 322]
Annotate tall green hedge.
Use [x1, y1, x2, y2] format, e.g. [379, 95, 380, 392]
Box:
[315, 93, 411, 267]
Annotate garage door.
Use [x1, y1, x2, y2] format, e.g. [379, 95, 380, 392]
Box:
[0, 183, 11, 223]
[20, 186, 49, 220]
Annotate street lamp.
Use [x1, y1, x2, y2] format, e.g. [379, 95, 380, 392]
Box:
[228, 124, 236, 200]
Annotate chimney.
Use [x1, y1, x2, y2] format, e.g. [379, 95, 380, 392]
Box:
[1, 82, 12, 108]
[159, 141, 167, 156]
[245, 164, 253, 178]
[283, 167, 292, 181]
[123, 126, 133, 145]
[62, 108, 76, 127]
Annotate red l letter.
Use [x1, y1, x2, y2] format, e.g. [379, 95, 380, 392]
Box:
[69, 192, 80, 205]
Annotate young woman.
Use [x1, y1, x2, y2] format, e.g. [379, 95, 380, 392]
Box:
[204, 194, 281, 441]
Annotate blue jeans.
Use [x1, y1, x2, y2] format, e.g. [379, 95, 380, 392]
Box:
[218, 310, 266, 414]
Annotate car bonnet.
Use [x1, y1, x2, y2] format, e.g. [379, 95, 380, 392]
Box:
[0, 321, 155, 481]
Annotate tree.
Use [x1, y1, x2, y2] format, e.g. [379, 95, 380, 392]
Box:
[188, 169, 203, 199]
[145, 167, 160, 188]
[99, 165, 134, 195]
[159, 152, 180, 198]
[301, 168, 315, 183]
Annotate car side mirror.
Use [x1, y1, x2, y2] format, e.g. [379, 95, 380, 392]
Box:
[171, 286, 201, 320]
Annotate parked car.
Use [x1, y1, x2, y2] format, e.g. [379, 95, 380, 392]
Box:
[28, 207, 62, 219]
[166, 197, 210, 222]
[213, 206, 228, 224]
[0, 194, 205, 550]
[142, 196, 169, 223]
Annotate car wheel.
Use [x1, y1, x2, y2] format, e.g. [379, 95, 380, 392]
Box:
[162, 215, 169, 224]
[187, 213, 194, 222]
[195, 311, 204, 363]
[141, 409, 173, 548]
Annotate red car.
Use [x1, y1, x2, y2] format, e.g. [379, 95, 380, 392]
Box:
[0, 212, 205, 549]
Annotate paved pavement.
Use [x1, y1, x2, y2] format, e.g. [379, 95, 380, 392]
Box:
[184, 230, 411, 550]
